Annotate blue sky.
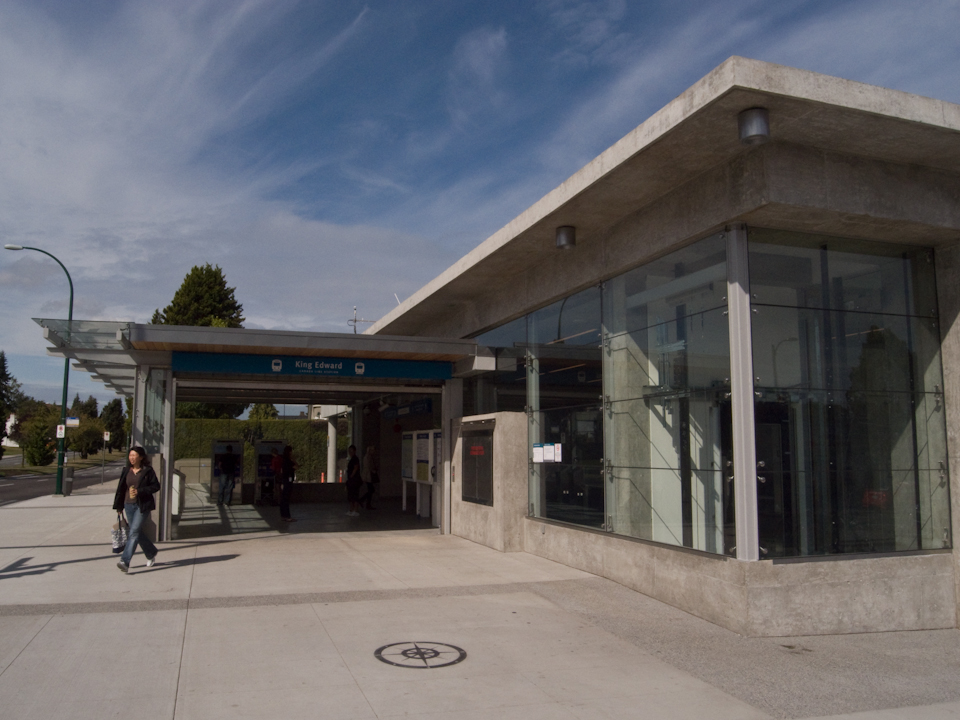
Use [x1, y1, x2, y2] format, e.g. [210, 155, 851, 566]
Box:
[2, 0, 959, 406]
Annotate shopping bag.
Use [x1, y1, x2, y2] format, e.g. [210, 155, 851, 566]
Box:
[111, 513, 128, 554]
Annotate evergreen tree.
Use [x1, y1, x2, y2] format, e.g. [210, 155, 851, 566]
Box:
[152, 265, 248, 419]
[151, 264, 244, 327]
[100, 399, 126, 451]
[21, 407, 58, 466]
[69, 393, 98, 419]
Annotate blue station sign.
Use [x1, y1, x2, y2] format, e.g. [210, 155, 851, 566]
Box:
[172, 352, 452, 381]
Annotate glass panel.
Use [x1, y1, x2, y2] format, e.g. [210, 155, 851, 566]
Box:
[749, 230, 938, 318]
[749, 229, 950, 557]
[752, 307, 943, 394]
[467, 312, 528, 415]
[143, 368, 166, 455]
[601, 233, 733, 554]
[527, 288, 602, 520]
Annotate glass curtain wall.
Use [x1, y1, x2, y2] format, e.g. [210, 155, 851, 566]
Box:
[527, 287, 603, 528]
[601, 233, 734, 553]
[470, 227, 950, 559]
[749, 229, 951, 556]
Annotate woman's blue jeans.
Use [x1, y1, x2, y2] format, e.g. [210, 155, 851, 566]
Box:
[121, 503, 157, 566]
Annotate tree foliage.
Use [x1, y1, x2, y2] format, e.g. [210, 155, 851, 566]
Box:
[151, 264, 244, 328]
[100, 399, 127, 451]
[21, 409, 58, 466]
[153, 264, 248, 419]
[69, 393, 98, 419]
[248, 403, 279, 421]
[71, 417, 106, 459]
[176, 402, 250, 420]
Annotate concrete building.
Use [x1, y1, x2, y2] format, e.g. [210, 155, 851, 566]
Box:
[41, 57, 960, 637]
[368, 56, 960, 636]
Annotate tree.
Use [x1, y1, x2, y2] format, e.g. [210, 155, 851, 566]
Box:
[9, 397, 53, 446]
[175, 401, 250, 420]
[153, 264, 248, 419]
[100, 399, 126, 451]
[151, 264, 244, 328]
[248, 403, 279, 421]
[22, 409, 57, 466]
[69, 393, 98, 419]
[0, 351, 23, 458]
[72, 417, 106, 459]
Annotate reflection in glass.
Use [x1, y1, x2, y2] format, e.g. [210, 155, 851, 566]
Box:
[750, 231, 951, 557]
[602, 233, 734, 553]
[526, 287, 603, 521]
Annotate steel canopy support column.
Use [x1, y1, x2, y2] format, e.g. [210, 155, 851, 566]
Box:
[726, 224, 760, 561]
[159, 372, 175, 542]
[132, 365, 148, 450]
[441, 379, 463, 535]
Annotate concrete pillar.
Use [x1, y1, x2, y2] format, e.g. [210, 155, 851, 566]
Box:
[327, 416, 337, 483]
[442, 379, 463, 534]
[934, 242, 960, 625]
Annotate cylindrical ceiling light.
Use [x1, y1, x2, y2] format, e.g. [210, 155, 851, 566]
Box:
[556, 225, 576, 250]
[738, 107, 770, 145]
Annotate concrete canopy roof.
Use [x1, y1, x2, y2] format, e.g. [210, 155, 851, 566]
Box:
[370, 56, 960, 338]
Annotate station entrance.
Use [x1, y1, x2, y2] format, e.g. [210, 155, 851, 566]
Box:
[36, 320, 485, 541]
[170, 385, 445, 540]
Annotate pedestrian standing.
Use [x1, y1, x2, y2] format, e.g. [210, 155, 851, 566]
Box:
[217, 445, 238, 506]
[346, 445, 362, 516]
[359, 446, 379, 510]
[113, 446, 160, 573]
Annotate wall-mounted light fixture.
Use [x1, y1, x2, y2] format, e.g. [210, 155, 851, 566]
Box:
[738, 107, 769, 145]
[556, 225, 576, 250]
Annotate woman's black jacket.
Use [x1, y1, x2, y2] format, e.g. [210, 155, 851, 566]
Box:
[112, 466, 161, 513]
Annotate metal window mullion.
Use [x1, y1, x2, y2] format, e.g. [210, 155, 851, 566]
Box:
[132, 365, 149, 449]
[726, 225, 759, 561]
[159, 371, 175, 542]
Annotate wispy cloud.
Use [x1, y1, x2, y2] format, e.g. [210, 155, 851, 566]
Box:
[2, 0, 958, 406]
[446, 26, 509, 127]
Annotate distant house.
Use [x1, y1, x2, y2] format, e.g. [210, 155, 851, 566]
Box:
[3, 414, 17, 447]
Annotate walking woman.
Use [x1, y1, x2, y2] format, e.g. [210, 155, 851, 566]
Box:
[113, 446, 160, 573]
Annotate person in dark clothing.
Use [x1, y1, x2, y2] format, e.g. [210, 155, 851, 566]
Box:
[217, 445, 238, 506]
[359, 445, 379, 510]
[113, 446, 160, 573]
[346, 445, 362, 516]
[279, 445, 297, 522]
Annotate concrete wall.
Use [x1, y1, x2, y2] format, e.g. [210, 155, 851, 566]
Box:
[450, 410, 958, 636]
[450, 412, 527, 552]
[936, 242, 960, 627]
[403, 142, 960, 342]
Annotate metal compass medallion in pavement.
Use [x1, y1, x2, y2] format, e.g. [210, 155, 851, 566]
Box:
[374, 642, 467, 669]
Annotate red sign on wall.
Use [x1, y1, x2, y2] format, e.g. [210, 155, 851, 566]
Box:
[470, 446, 485, 456]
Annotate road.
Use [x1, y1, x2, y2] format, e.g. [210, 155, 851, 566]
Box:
[0, 460, 126, 506]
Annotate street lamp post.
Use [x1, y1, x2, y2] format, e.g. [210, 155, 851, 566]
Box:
[4, 244, 74, 495]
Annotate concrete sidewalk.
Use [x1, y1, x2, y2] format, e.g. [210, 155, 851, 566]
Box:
[1, 486, 958, 720]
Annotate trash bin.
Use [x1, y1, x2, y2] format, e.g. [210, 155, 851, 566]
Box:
[63, 467, 74, 496]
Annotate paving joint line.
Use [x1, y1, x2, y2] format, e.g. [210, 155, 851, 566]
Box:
[0, 578, 594, 617]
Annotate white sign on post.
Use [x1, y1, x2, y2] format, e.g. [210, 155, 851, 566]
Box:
[103, 431, 111, 442]
[65, 417, 80, 428]
[56, 425, 66, 439]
